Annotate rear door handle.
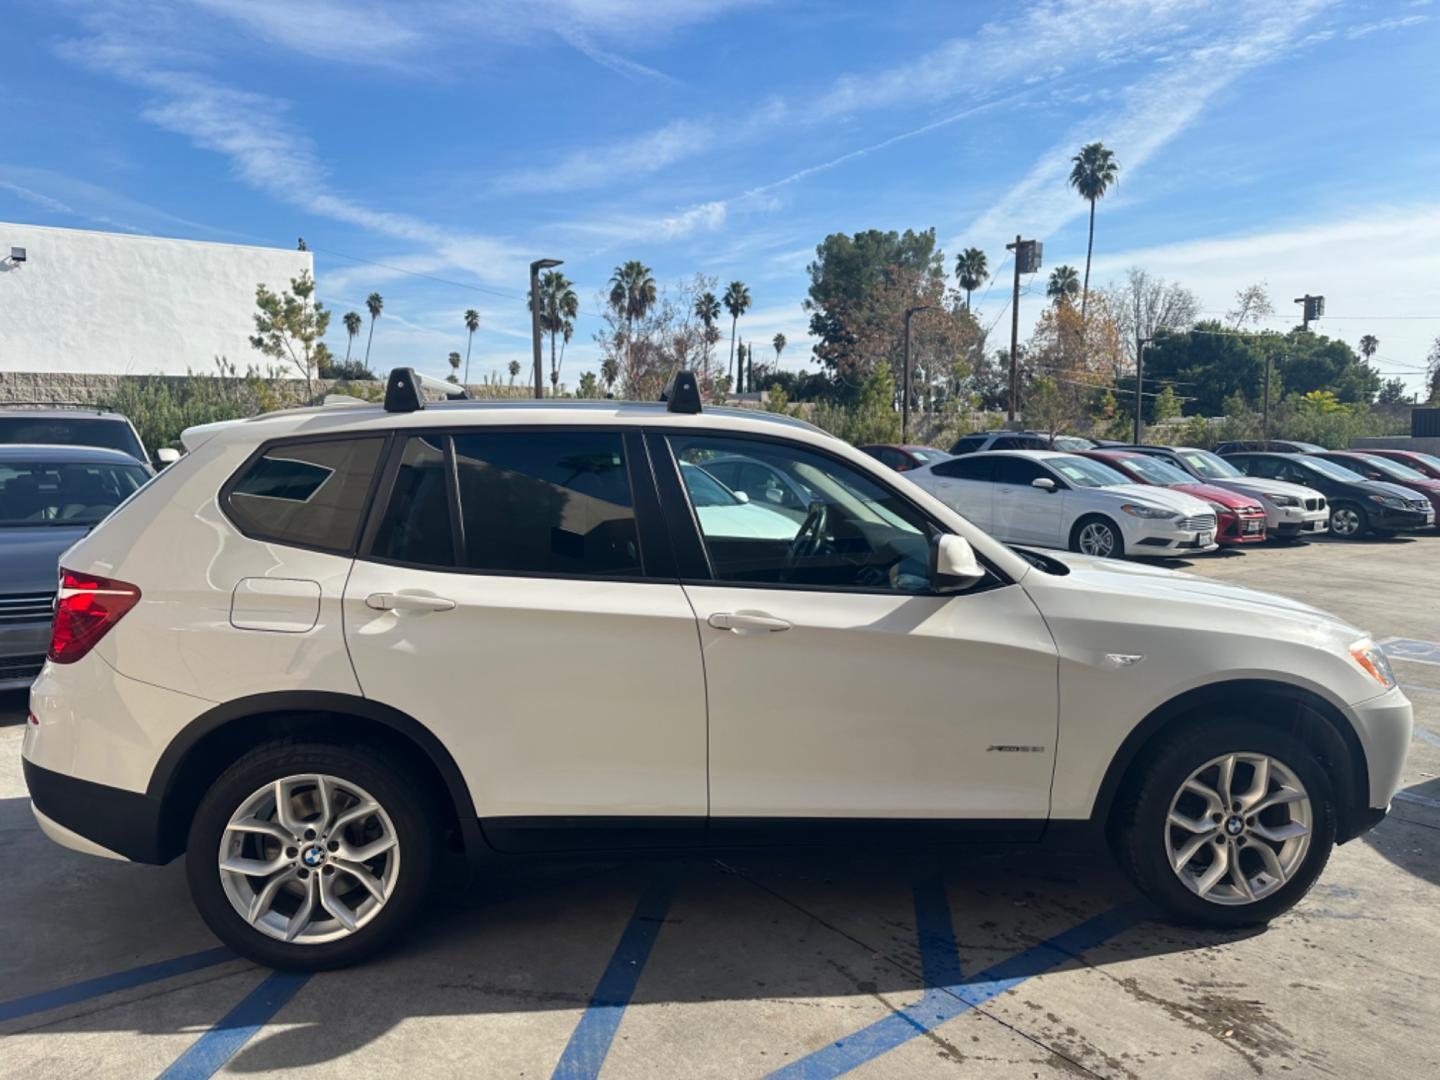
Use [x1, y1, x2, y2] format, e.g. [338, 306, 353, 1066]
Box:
[365, 592, 456, 612]
[708, 611, 791, 634]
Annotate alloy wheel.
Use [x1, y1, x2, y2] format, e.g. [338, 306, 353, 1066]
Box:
[1165, 752, 1312, 906]
[218, 774, 401, 944]
[1078, 522, 1117, 557]
[1331, 506, 1361, 537]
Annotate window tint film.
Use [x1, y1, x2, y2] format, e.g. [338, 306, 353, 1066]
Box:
[0, 416, 145, 460]
[995, 457, 1048, 485]
[933, 456, 993, 480]
[227, 437, 383, 552]
[0, 460, 149, 527]
[373, 435, 454, 567]
[452, 430, 640, 576]
[670, 434, 932, 592]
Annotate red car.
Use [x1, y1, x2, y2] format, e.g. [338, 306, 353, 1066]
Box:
[860, 444, 952, 472]
[1311, 451, 1440, 526]
[1362, 448, 1440, 481]
[1078, 449, 1268, 545]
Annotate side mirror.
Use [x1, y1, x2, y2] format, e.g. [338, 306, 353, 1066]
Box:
[155, 447, 181, 468]
[733, 490, 750, 504]
[1031, 477, 1056, 492]
[765, 488, 783, 504]
[929, 533, 986, 594]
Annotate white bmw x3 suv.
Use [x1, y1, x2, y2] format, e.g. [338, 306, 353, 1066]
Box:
[23, 370, 1411, 969]
[907, 450, 1220, 559]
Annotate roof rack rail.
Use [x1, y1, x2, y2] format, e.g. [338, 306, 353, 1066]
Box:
[383, 367, 470, 413]
[660, 370, 701, 414]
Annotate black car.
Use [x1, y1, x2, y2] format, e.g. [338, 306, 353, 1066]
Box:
[1223, 451, 1434, 539]
[1215, 439, 1327, 455]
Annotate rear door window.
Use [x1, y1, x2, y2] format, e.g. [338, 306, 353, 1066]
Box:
[226, 437, 385, 553]
[932, 456, 994, 481]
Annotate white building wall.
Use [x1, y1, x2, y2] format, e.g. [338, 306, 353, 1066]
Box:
[0, 222, 312, 375]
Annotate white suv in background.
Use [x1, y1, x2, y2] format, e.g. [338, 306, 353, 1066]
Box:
[24, 370, 1411, 969]
[908, 450, 1220, 559]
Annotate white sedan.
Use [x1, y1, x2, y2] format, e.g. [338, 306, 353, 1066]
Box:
[907, 449, 1219, 558]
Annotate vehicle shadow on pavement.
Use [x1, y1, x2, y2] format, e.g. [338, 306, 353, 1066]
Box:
[1362, 777, 1440, 888]
[3, 796, 1266, 1074]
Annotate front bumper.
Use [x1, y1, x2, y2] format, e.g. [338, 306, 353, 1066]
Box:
[23, 757, 167, 863]
[1123, 517, 1220, 557]
[1349, 685, 1413, 814]
[1270, 503, 1329, 537]
[1217, 510, 1267, 545]
[1370, 505, 1434, 532]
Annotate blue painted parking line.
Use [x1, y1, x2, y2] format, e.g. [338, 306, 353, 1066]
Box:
[1395, 790, 1440, 811]
[1402, 683, 1440, 695]
[1414, 726, 1440, 749]
[0, 946, 234, 1024]
[1381, 639, 1440, 666]
[550, 865, 683, 1080]
[157, 969, 312, 1080]
[766, 886, 1144, 1080]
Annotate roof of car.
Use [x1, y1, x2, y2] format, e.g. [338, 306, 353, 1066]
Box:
[0, 443, 148, 465]
[971, 448, 1074, 460]
[0, 407, 131, 421]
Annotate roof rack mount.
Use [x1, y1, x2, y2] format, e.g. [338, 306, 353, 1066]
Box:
[384, 367, 470, 413]
[661, 370, 701, 414]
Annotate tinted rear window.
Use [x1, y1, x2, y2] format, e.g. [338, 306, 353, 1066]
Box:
[0, 416, 145, 460]
[227, 437, 384, 552]
[0, 460, 150, 527]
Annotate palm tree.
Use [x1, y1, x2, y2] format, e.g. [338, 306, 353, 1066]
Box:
[1359, 334, 1379, 364]
[342, 311, 362, 364]
[773, 332, 787, 369]
[694, 291, 721, 378]
[1047, 265, 1080, 307]
[363, 292, 384, 365]
[722, 280, 752, 385]
[506, 359, 520, 386]
[446, 351, 461, 384]
[954, 248, 989, 311]
[535, 271, 578, 394]
[607, 261, 657, 386]
[1068, 141, 1119, 319]
[600, 356, 620, 395]
[463, 309, 480, 384]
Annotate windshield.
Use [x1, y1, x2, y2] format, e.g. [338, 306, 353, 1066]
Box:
[1113, 454, 1191, 485]
[1050, 455, 1130, 488]
[1354, 455, 1426, 481]
[678, 463, 741, 507]
[907, 449, 948, 464]
[0, 415, 145, 461]
[1302, 457, 1366, 483]
[1410, 452, 1440, 472]
[1180, 449, 1243, 479]
[0, 460, 149, 527]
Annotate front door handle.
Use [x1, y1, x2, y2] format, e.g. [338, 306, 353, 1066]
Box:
[365, 592, 456, 613]
[708, 611, 791, 634]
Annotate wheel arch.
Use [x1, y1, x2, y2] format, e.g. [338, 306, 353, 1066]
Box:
[1069, 512, 1122, 556]
[147, 691, 484, 863]
[1092, 679, 1372, 844]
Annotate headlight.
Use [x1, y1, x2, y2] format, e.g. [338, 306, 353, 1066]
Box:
[1120, 503, 1179, 519]
[1208, 502, 1227, 515]
[1349, 638, 1396, 689]
[1272, 494, 1301, 508]
[1368, 494, 1406, 509]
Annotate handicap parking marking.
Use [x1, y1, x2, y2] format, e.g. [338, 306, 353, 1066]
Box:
[156, 969, 312, 1080]
[550, 863, 684, 1080]
[0, 946, 235, 1024]
[764, 881, 1146, 1080]
[1395, 790, 1440, 811]
[1379, 639, 1440, 666]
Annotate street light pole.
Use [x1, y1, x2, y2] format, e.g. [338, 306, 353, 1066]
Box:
[529, 258, 563, 399]
[902, 304, 932, 444]
[1133, 337, 1151, 444]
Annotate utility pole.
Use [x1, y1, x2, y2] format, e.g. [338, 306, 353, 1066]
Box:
[530, 258, 563, 398]
[1293, 294, 1325, 332]
[902, 304, 932, 443]
[1263, 352, 1273, 446]
[1004, 236, 1042, 422]
[1133, 337, 1151, 444]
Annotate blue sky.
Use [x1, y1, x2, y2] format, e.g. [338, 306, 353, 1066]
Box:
[3, 0, 1439, 393]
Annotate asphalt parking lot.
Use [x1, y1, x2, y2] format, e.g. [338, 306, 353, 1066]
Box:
[3, 534, 1439, 1079]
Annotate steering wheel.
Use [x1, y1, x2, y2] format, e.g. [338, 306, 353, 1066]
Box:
[785, 500, 830, 577]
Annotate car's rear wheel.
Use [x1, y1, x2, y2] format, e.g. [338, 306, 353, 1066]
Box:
[1329, 502, 1367, 539]
[1114, 722, 1336, 927]
[186, 741, 437, 970]
[1071, 515, 1124, 559]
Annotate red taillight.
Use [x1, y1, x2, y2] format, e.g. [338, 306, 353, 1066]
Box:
[48, 570, 141, 665]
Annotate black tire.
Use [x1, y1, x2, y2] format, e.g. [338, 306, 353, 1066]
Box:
[186, 740, 437, 970]
[1070, 514, 1124, 559]
[1113, 721, 1336, 928]
[1328, 501, 1368, 540]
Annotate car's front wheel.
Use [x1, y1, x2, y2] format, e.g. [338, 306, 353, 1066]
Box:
[1071, 515, 1124, 559]
[186, 741, 437, 970]
[1329, 501, 1367, 539]
[1114, 722, 1336, 927]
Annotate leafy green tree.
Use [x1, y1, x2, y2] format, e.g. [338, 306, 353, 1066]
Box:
[954, 247, 988, 311]
[463, 309, 480, 384]
[446, 351, 462, 384]
[249, 270, 331, 396]
[1152, 382, 1182, 423]
[577, 371, 599, 398]
[1359, 334, 1379, 364]
[608, 261, 657, 387]
[342, 310, 362, 364]
[1427, 336, 1440, 403]
[364, 292, 384, 366]
[1377, 377, 1409, 405]
[1068, 141, 1119, 318]
[507, 359, 520, 386]
[534, 270, 578, 394]
[694, 291, 721, 378]
[773, 332, 787, 367]
[723, 280, 752, 386]
[1047, 265, 1080, 307]
[600, 356, 619, 395]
